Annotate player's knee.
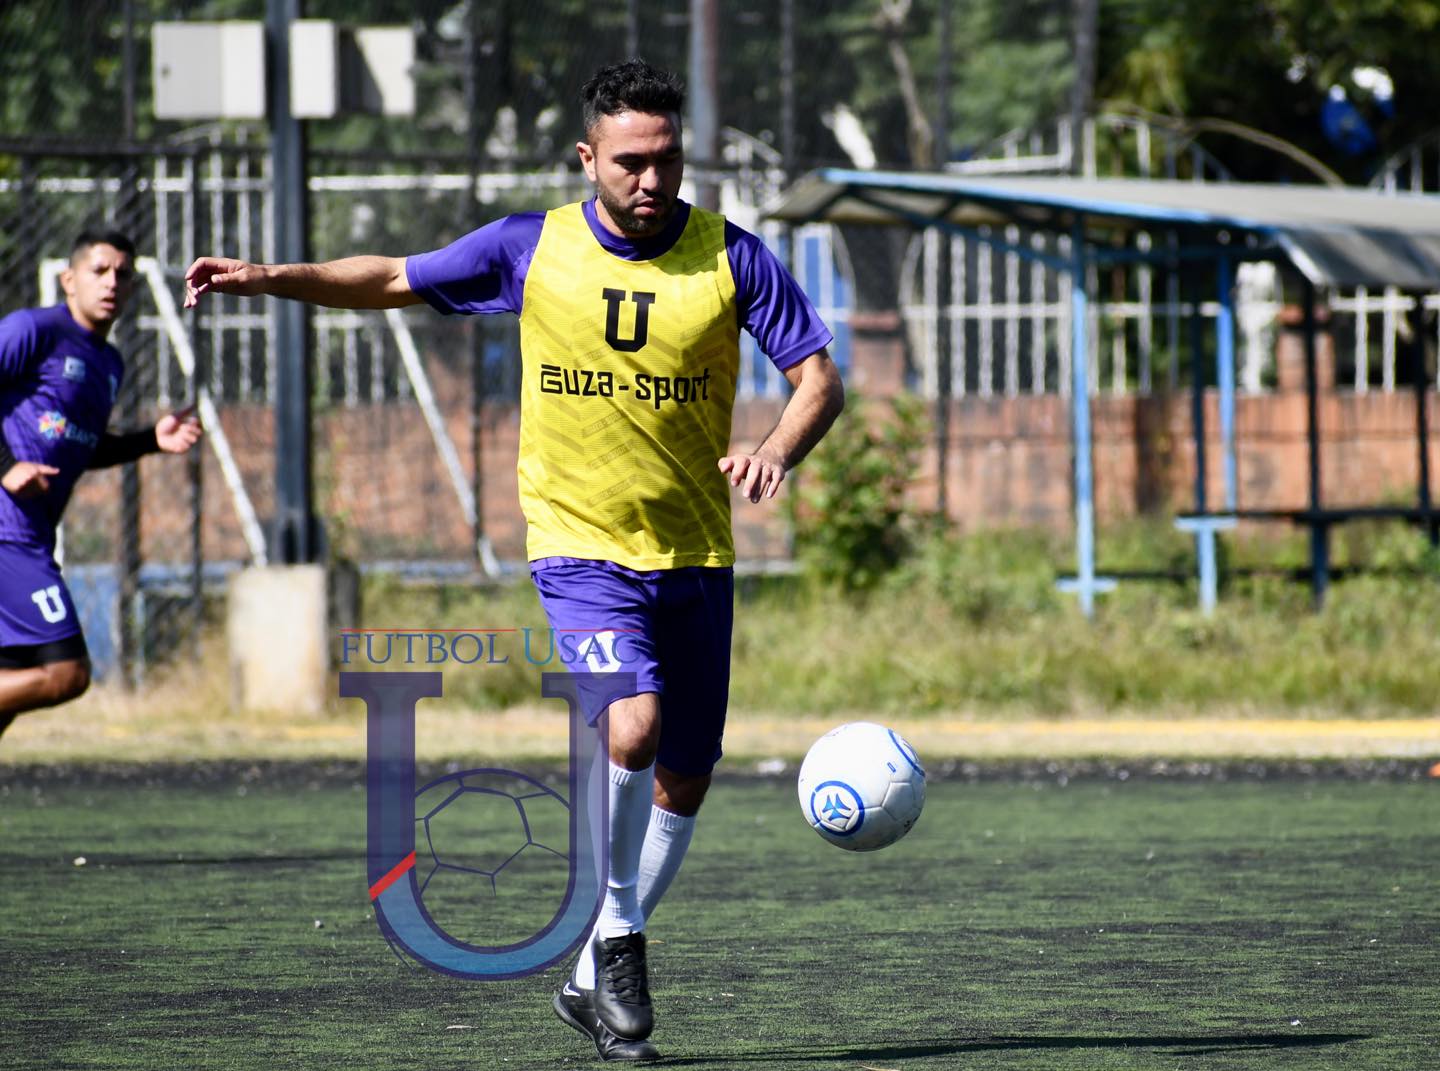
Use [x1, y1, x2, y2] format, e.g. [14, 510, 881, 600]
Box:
[655, 768, 710, 816]
[608, 693, 662, 767]
[44, 659, 91, 706]
[611, 729, 661, 771]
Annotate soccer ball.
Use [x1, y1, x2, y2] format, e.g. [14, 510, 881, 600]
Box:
[797, 722, 925, 851]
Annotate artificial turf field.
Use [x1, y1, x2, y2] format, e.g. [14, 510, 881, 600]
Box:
[2, 763, 1437, 1071]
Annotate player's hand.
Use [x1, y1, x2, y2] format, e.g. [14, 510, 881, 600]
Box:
[718, 449, 788, 503]
[1, 461, 60, 500]
[183, 257, 267, 308]
[155, 406, 202, 454]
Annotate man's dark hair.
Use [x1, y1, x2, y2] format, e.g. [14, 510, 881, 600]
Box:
[71, 229, 136, 262]
[581, 60, 684, 138]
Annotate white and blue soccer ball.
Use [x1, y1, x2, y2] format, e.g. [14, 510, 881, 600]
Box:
[797, 722, 925, 851]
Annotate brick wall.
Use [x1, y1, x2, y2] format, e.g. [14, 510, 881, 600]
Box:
[61, 335, 1437, 565]
[926, 389, 1437, 533]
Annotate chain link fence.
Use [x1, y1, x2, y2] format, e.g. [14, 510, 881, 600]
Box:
[23, 2, 1336, 687]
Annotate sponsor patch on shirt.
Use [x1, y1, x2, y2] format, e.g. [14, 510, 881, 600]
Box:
[62, 356, 87, 381]
[38, 411, 68, 440]
[37, 409, 99, 448]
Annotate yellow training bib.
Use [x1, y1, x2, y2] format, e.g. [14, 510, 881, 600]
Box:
[517, 203, 740, 568]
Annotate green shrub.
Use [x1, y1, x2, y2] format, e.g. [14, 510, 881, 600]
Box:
[886, 527, 1060, 624]
[789, 393, 930, 592]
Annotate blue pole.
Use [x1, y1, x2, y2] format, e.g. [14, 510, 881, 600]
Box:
[1302, 280, 1328, 607]
[1071, 221, 1096, 617]
[1216, 254, 1238, 510]
[1189, 271, 1207, 512]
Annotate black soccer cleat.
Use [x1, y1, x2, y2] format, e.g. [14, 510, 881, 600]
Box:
[553, 979, 661, 1062]
[591, 931, 654, 1041]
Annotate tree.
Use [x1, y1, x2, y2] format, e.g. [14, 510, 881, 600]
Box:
[1096, 0, 1440, 184]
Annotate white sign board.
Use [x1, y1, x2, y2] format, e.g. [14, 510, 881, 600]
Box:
[290, 19, 341, 119]
[152, 20, 415, 121]
[152, 22, 266, 120]
[350, 27, 416, 117]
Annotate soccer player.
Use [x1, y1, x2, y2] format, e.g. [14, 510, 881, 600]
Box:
[183, 60, 843, 1062]
[0, 231, 203, 740]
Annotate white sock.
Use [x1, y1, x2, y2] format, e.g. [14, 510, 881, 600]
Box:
[638, 805, 697, 922]
[575, 760, 654, 990]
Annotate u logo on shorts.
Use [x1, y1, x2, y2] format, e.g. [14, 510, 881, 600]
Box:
[579, 629, 624, 673]
[31, 585, 67, 624]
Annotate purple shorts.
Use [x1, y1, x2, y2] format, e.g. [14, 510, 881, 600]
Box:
[0, 540, 83, 649]
[529, 559, 734, 777]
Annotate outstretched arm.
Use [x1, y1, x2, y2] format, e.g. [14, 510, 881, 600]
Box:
[183, 255, 424, 311]
[718, 349, 845, 503]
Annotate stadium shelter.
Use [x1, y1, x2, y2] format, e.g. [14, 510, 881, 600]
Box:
[768, 170, 1440, 613]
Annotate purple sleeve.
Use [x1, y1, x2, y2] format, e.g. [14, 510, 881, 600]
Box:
[0, 309, 39, 384]
[404, 212, 545, 316]
[725, 222, 834, 371]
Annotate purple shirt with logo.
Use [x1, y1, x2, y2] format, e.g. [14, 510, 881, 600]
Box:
[0, 304, 125, 547]
[405, 199, 833, 371]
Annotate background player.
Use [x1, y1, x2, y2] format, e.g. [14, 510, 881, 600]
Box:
[0, 231, 203, 740]
[182, 60, 843, 1063]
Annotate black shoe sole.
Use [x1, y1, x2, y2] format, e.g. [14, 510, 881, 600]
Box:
[554, 990, 661, 1063]
[593, 1005, 655, 1044]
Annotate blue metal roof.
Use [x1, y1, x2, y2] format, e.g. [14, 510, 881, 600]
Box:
[768, 169, 1440, 289]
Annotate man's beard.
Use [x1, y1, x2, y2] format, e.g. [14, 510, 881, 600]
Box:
[597, 184, 675, 237]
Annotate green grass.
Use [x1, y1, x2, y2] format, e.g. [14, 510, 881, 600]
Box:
[359, 520, 1440, 718]
[730, 569, 1440, 716]
[2, 765, 1437, 1070]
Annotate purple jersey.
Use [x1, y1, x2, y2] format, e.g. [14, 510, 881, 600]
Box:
[0, 304, 125, 547]
[405, 199, 833, 371]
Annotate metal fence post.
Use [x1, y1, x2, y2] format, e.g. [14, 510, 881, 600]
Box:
[267, 0, 319, 564]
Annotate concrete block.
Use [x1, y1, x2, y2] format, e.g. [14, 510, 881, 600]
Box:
[228, 565, 329, 713]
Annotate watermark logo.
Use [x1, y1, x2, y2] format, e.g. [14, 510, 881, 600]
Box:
[341, 645, 632, 980]
[337, 628, 642, 669]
